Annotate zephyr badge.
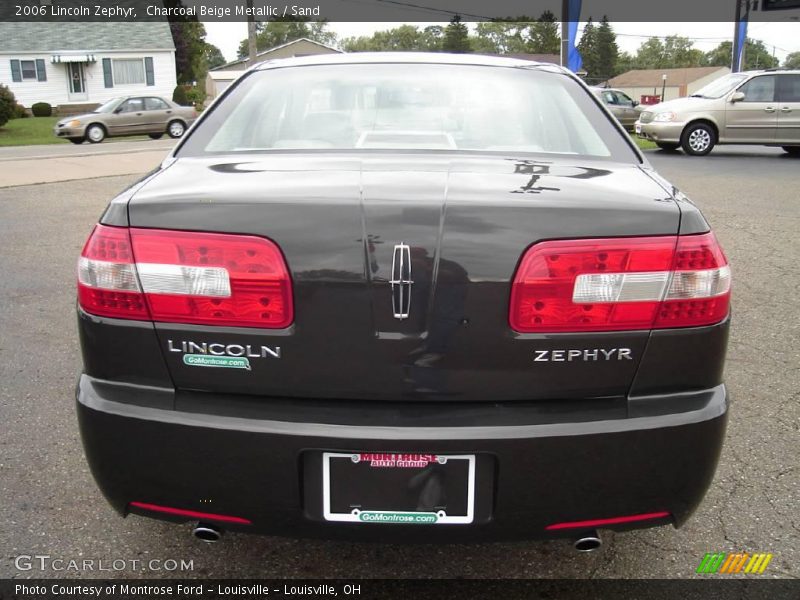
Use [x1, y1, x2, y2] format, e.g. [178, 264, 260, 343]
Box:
[390, 243, 413, 319]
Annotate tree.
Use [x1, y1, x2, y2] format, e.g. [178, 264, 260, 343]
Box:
[442, 16, 471, 53]
[705, 39, 778, 70]
[785, 51, 800, 69]
[420, 25, 444, 51]
[472, 21, 522, 54]
[170, 20, 208, 84]
[593, 17, 619, 82]
[342, 25, 437, 52]
[577, 18, 597, 77]
[236, 18, 337, 58]
[530, 11, 560, 54]
[163, 1, 209, 84]
[204, 43, 226, 70]
[0, 84, 17, 128]
[472, 13, 560, 55]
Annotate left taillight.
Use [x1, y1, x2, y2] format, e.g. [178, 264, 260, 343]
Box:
[78, 225, 293, 329]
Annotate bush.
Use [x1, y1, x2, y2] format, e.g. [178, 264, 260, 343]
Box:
[185, 85, 206, 109]
[0, 84, 16, 127]
[31, 102, 52, 117]
[14, 103, 29, 119]
[172, 84, 189, 106]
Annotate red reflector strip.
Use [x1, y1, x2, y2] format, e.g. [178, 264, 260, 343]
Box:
[545, 511, 671, 530]
[128, 501, 252, 525]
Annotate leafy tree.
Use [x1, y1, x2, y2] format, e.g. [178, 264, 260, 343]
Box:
[785, 51, 800, 69]
[0, 84, 17, 128]
[236, 18, 337, 58]
[625, 35, 705, 71]
[343, 25, 435, 52]
[420, 25, 444, 51]
[705, 39, 778, 70]
[472, 12, 560, 55]
[170, 20, 208, 84]
[204, 43, 226, 70]
[472, 21, 523, 54]
[443, 16, 471, 53]
[530, 11, 560, 54]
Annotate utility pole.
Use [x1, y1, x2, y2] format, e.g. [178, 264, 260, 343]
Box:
[247, 0, 257, 68]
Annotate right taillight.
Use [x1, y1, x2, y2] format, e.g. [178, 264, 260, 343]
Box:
[78, 225, 293, 328]
[510, 232, 730, 333]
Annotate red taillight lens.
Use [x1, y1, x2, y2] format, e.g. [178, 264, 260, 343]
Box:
[78, 226, 293, 328]
[510, 233, 730, 333]
[78, 225, 149, 320]
[129, 229, 293, 328]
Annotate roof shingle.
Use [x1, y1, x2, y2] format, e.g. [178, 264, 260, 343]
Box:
[0, 22, 174, 53]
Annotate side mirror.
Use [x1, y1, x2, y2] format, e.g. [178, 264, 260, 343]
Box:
[632, 100, 639, 107]
[730, 91, 745, 103]
[113, 107, 123, 114]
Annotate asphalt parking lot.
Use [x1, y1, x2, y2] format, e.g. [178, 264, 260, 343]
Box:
[0, 147, 798, 579]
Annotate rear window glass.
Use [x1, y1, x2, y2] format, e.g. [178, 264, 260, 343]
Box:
[179, 63, 635, 160]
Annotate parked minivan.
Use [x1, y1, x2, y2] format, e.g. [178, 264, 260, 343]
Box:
[636, 69, 800, 156]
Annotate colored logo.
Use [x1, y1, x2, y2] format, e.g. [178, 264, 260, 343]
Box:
[357, 511, 438, 524]
[697, 552, 773, 574]
[183, 354, 251, 370]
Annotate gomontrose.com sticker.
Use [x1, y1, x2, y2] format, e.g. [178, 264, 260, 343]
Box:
[182, 354, 251, 370]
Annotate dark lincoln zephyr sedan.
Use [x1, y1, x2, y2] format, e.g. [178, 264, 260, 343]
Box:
[76, 53, 730, 549]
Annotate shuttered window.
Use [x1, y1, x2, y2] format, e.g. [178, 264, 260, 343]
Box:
[9, 59, 45, 82]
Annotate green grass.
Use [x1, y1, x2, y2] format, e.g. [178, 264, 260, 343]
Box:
[630, 134, 658, 151]
[0, 115, 158, 147]
[0, 116, 67, 146]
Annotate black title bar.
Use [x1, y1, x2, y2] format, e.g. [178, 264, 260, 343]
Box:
[2, 0, 800, 22]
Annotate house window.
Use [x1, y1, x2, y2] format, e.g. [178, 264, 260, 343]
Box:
[21, 60, 37, 80]
[113, 59, 145, 85]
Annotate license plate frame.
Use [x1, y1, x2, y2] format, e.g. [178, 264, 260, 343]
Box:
[322, 452, 476, 525]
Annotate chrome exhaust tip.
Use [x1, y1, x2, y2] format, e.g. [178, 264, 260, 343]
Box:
[192, 522, 222, 543]
[573, 531, 602, 552]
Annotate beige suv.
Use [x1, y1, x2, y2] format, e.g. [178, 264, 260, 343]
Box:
[636, 69, 800, 156]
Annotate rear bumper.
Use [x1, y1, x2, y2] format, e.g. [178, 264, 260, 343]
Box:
[77, 375, 728, 542]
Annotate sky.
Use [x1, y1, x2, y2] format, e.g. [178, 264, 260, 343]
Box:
[205, 21, 799, 65]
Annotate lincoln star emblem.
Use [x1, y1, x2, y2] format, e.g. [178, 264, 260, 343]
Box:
[390, 243, 413, 320]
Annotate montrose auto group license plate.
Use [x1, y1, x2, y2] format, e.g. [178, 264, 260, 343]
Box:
[322, 452, 475, 525]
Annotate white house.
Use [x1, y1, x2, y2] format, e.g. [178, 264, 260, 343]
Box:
[0, 21, 176, 113]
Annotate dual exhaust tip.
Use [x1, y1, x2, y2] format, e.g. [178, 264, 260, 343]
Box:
[192, 522, 222, 543]
[573, 530, 603, 552]
[191, 521, 602, 551]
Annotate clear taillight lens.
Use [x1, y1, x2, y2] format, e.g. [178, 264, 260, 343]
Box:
[78, 225, 293, 328]
[510, 232, 730, 333]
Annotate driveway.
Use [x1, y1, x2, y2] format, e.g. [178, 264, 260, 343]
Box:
[0, 148, 797, 579]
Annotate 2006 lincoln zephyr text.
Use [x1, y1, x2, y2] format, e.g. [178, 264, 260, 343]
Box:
[76, 53, 730, 549]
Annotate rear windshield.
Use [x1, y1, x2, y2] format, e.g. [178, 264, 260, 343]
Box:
[179, 63, 636, 160]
